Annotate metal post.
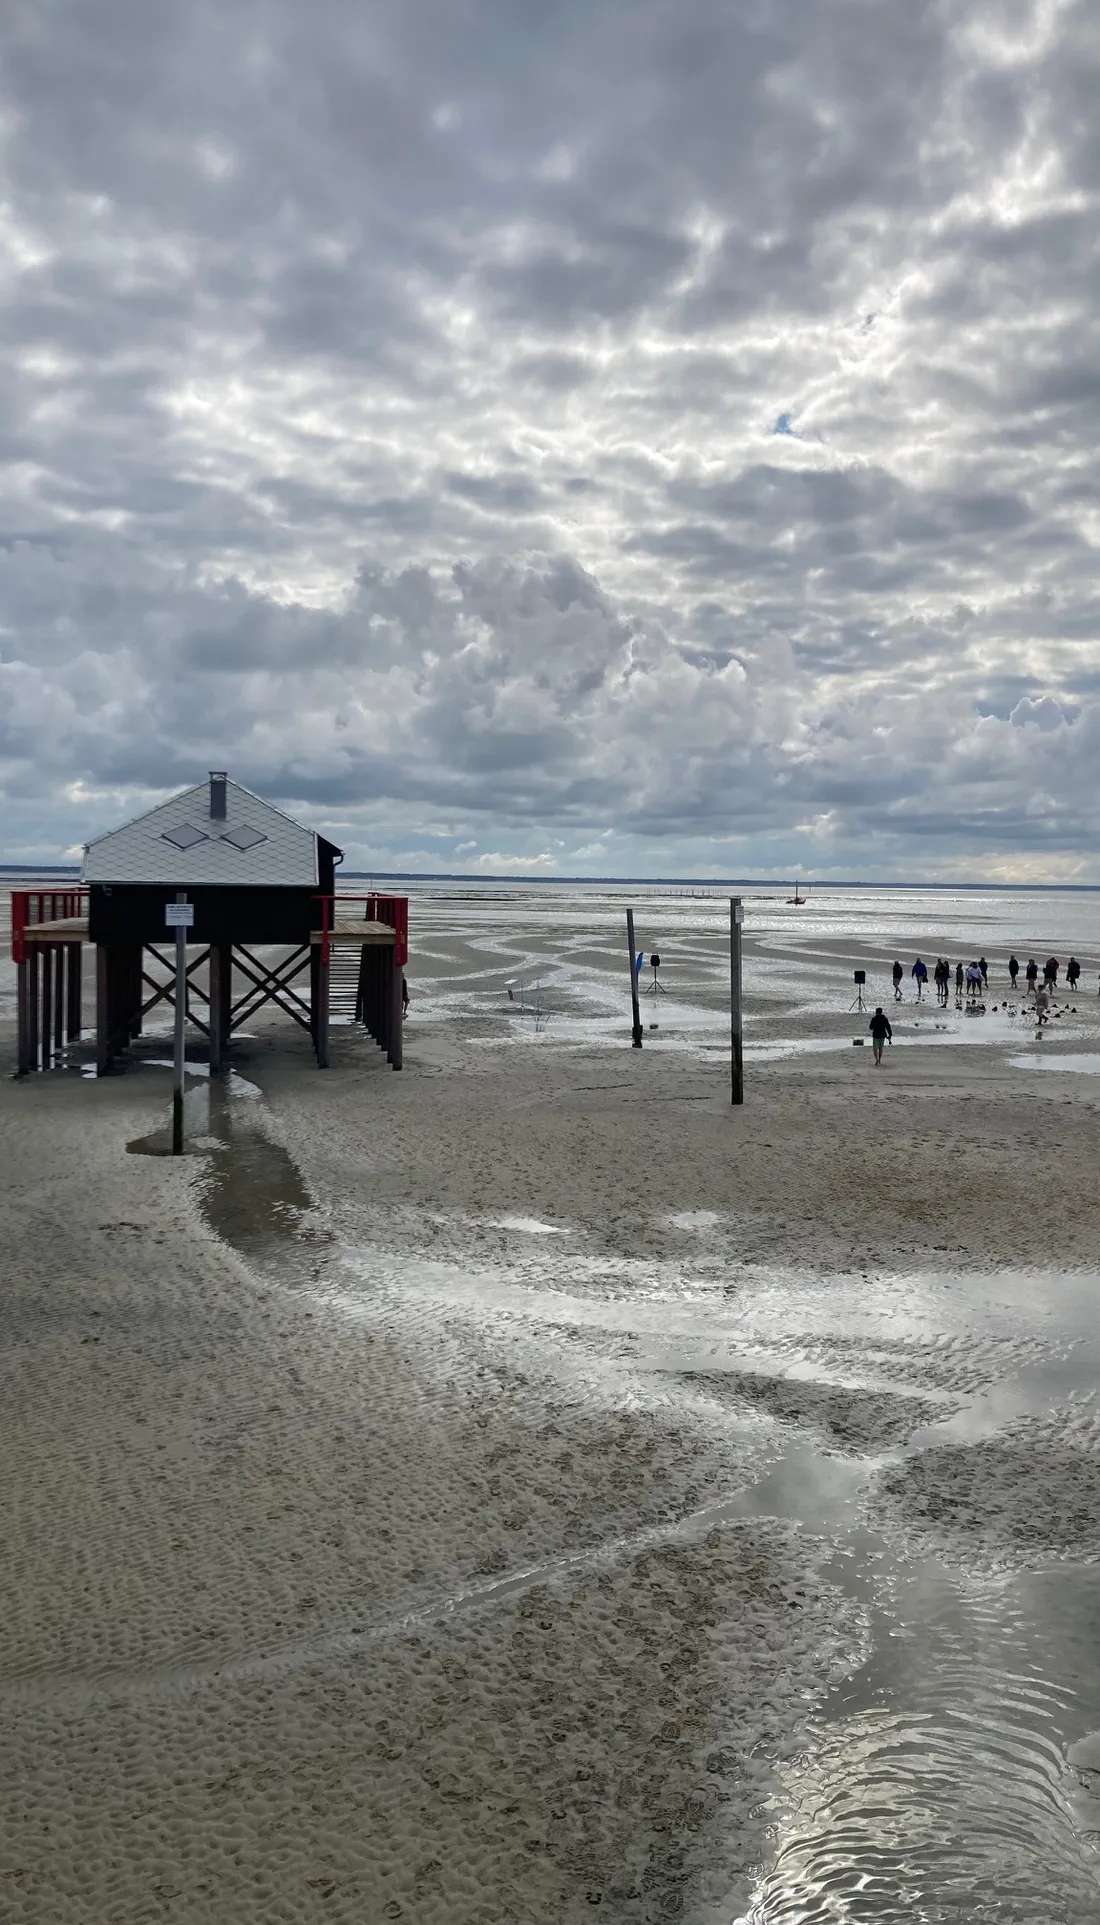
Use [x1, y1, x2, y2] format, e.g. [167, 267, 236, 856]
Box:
[730, 897, 744, 1106]
[173, 892, 186, 1153]
[625, 908, 643, 1048]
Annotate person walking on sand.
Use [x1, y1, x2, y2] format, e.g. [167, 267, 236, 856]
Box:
[1067, 956, 1080, 993]
[966, 961, 983, 1001]
[892, 960, 904, 1001]
[869, 1006, 892, 1065]
[955, 960, 964, 999]
[1026, 958, 1038, 994]
[912, 956, 928, 1000]
[938, 958, 951, 1005]
[979, 956, 989, 990]
[1008, 954, 1020, 990]
[1044, 955, 1059, 990]
[1035, 985, 1050, 1027]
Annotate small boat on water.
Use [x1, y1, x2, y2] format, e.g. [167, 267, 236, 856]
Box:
[786, 880, 809, 905]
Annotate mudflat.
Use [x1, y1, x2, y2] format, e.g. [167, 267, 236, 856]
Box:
[3, 913, 1100, 1922]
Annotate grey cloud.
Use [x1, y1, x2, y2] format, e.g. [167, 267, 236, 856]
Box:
[2, 0, 1100, 875]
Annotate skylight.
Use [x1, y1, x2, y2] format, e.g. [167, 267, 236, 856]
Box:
[220, 824, 268, 851]
[161, 823, 209, 850]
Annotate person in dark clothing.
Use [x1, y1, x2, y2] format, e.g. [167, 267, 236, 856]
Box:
[401, 974, 409, 1017]
[892, 960, 903, 1001]
[1067, 956, 1080, 992]
[1044, 956, 1059, 990]
[1026, 958, 1039, 994]
[979, 956, 988, 989]
[912, 957, 928, 999]
[869, 1006, 892, 1066]
[955, 961, 964, 999]
[1008, 954, 1019, 989]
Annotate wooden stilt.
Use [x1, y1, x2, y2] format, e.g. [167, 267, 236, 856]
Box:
[317, 942, 330, 1068]
[41, 947, 53, 1071]
[96, 945, 111, 1075]
[355, 945, 368, 1025]
[209, 944, 225, 1071]
[16, 960, 31, 1075]
[129, 944, 144, 1038]
[53, 946, 65, 1058]
[28, 949, 39, 1074]
[66, 943, 82, 1043]
[388, 952, 403, 1070]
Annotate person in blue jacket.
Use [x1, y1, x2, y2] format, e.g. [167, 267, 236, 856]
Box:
[911, 957, 928, 1000]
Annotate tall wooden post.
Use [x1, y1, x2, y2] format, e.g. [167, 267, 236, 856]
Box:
[53, 946, 65, 1058]
[730, 897, 744, 1106]
[388, 950, 403, 1070]
[66, 942, 82, 1043]
[208, 944, 230, 1072]
[316, 939, 330, 1068]
[625, 908, 643, 1049]
[172, 895, 187, 1153]
[95, 946, 110, 1074]
[16, 961, 30, 1075]
[41, 947, 53, 1072]
[28, 949, 39, 1074]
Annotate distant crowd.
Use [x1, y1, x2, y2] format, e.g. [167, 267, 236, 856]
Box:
[891, 953, 1085, 1006]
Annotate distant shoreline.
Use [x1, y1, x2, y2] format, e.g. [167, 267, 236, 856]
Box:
[3, 863, 1100, 894]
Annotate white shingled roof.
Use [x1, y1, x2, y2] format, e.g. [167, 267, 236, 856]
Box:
[81, 778, 320, 886]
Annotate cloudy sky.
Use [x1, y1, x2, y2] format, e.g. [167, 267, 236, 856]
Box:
[1, 0, 1098, 878]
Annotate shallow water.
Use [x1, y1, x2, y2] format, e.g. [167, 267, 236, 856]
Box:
[184, 1094, 1100, 1919]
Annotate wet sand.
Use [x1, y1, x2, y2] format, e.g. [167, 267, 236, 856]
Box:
[3, 899, 1100, 1921]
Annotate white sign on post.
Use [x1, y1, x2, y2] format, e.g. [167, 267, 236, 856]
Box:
[733, 904, 744, 925]
[165, 902, 195, 927]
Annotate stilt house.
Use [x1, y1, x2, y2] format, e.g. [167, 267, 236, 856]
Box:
[13, 772, 407, 1076]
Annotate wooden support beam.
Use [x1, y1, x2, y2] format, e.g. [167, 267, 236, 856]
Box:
[41, 946, 53, 1071]
[208, 944, 230, 1071]
[96, 945, 110, 1075]
[28, 948, 39, 1075]
[16, 960, 31, 1075]
[231, 946, 312, 1034]
[388, 951, 403, 1071]
[53, 945, 65, 1058]
[316, 942, 330, 1069]
[66, 942, 82, 1043]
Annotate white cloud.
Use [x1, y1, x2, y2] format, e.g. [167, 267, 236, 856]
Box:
[0, 0, 1098, 876]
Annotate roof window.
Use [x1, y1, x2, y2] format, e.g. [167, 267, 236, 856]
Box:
[161, 823, 209, 851]
[220, 824, 268, 851]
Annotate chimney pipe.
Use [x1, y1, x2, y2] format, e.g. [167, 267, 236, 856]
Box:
[209, 771, 227, 820]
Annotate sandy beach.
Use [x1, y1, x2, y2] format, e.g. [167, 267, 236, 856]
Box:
[4, 889, 1100, 1921]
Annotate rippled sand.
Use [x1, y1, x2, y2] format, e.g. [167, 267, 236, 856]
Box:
[4, 891, 1100, 1920]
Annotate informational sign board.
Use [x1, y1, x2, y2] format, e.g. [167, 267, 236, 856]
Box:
[733, 904, 744, 925]
[165, 901, 194, 928]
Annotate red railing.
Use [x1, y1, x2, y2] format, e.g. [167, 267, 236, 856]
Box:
[10, 888, 88, 964]
[314, 893, 408, 968]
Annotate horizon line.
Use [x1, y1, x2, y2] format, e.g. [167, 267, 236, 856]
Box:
[3, 862, 1100, 894]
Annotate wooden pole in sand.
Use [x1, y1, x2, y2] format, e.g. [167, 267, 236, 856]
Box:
[167, 891, 192, 1154]
[730, 896, 744, 1105]
[625, 908, 643, 1048]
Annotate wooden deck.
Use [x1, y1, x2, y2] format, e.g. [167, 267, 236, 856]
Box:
[22, 917, 88, 942]
[312, 920, 396, 945]
[22, 917, 395, 946]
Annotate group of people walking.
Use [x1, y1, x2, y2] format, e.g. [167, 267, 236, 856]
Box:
[891, 954, 1082, 1004]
